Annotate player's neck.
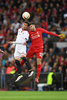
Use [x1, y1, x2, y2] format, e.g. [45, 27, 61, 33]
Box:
[32, 28, 36, 32]
[22, 28, 27, 30]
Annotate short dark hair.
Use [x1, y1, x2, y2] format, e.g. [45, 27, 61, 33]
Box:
[24, 21, 29, 25]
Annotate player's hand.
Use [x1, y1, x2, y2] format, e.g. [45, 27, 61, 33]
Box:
[23, 42, 27, 45]
[8, 41, 13, 44]
[58, 34, 65, 39]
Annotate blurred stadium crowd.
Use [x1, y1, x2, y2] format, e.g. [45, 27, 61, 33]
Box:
[0, 0, 67, 89]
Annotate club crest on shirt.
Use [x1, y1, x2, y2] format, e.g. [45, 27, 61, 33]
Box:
[31, 32, 40, 39]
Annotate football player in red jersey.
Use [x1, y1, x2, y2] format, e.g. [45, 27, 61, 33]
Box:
[21, 22, 64, 83]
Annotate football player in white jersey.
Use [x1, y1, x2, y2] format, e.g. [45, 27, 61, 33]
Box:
[9, 21, 33, 82]
[14, 22, 29, 60]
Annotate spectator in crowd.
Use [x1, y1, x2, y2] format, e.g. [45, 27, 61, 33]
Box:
[64, 68, 67, 90]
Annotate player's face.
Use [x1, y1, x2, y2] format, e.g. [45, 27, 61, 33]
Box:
[23, 23, 28, 30]
[29, 24, 36, 31]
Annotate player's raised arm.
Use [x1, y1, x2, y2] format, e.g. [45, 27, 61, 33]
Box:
[39, 28, 64, 38]
[8, 41, 14, 44]
[8, 41, 27, 45]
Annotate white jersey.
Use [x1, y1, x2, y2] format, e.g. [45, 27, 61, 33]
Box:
[15, 28, 29, 44]
[14, 28, 29, 58]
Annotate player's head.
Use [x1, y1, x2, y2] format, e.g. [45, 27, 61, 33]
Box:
[29, 22, 36, 31]
[23, 21, 29, 30]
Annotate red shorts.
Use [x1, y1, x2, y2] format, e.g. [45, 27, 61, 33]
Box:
[26, 45, 43, 59]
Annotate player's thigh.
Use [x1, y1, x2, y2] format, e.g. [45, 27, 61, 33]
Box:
[14, 48, 26, 60]
[37, 58, 42, 65]
[20, 50, 26, 58]
[14, 51, 21, 60]
[36, 49, 43, 59]
[36, 50, 43, 65]
[36, 53, 42, 65]
[26, 47, 34, 58]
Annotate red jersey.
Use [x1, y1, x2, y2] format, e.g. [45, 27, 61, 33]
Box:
[29, 28, 59, 48]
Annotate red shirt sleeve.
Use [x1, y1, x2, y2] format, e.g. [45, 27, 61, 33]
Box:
[39, 28, 60, 37]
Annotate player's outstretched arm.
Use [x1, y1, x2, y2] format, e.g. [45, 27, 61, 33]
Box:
[39, 28, 65, 39]
[45, 31, 64, 38]
[8, 41, 27, 45]
[8, 41, 14, 44]
[42, 28, 59, 37]
[44, 30, 65, 39]
[39, 28, 63, 37]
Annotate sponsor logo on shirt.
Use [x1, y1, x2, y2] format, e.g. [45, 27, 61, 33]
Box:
[31, 32, 40, 39]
